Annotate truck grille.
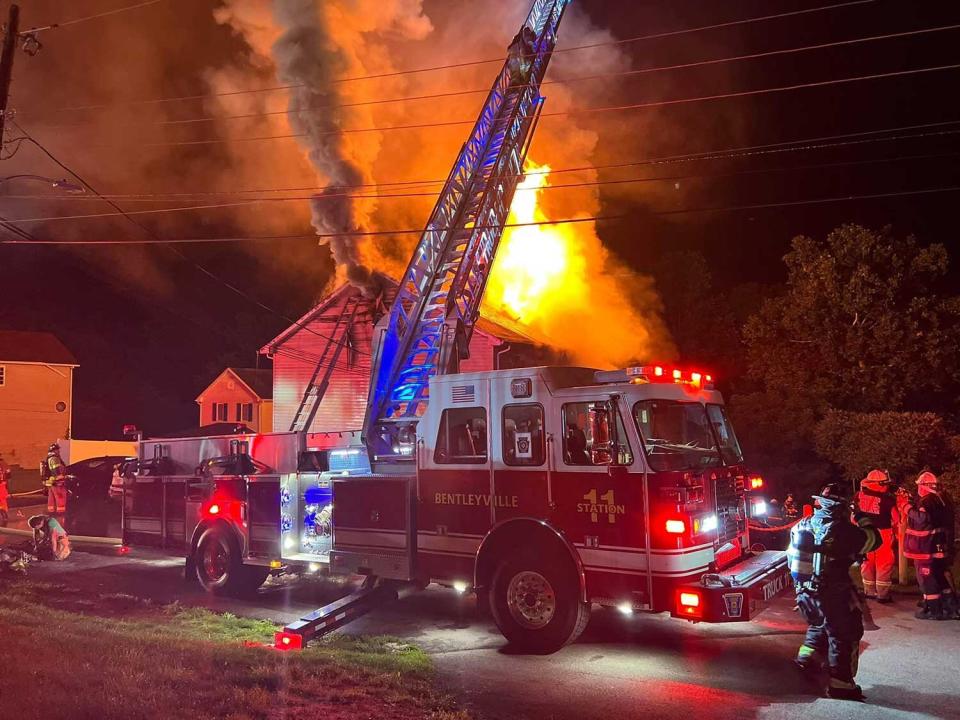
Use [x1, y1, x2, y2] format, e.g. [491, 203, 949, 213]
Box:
[715, 473, 745, 545]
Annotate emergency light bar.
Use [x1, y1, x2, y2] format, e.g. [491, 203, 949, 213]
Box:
[594, 366, 715, 389]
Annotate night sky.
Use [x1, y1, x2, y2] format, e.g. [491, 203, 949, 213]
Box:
[1, 0, 959, 438]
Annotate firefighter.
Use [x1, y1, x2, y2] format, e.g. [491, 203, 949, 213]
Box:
[783, 493, 800, 521]
[788, 482, 881, 700]
[0, 466, 9, 528]
[506, 25, 536, 85]
[900, 472, 955, 620]
[41, 443, 67, 517]
[28, 514, 71, 561]
[856, 469, 898, 603]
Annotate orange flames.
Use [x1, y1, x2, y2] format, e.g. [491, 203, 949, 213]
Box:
[483, 160, 673, 368]
[486, 164, 571, 319]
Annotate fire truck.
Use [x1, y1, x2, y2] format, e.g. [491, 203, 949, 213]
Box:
[120, 0, 789, 653]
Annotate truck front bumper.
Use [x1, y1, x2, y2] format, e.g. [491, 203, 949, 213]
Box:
[671, 550, 791, 622]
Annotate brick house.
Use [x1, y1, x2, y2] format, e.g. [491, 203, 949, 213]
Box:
[0, 330, 78, 469]
[195, 367, 274, 433]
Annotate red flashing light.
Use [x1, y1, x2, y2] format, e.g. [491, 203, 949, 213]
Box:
[654, 366, 664, 377]
[677, 590, 703, 618]
[201, 496, 244, 523]
[665, 519, 686, 535]
[118, 545, 130, 555]
[274, 631, 303, 651]
[672, 369, 682, 381]
[750, 476, 764, 490]
[705, 375, 712, 383]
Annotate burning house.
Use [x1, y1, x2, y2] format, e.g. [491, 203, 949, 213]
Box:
[260, 273, 536, 438]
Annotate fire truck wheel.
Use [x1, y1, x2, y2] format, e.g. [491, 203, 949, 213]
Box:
[490, 549, 589, 654]
[194, 526, 266, 596]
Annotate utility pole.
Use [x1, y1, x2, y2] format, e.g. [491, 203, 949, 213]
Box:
[0, 4, 20, 147]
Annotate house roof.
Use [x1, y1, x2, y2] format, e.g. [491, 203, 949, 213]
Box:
[0, 331, 78, 366]
[260, 273, 534, 353]
[196, 367, 273, 401]
[229, 368, 273, 399]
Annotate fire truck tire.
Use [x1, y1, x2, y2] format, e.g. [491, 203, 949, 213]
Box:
[490, 549, 589, 654]
[194, 526, 266, 596]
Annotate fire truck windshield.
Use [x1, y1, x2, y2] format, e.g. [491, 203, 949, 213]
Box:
[705, 403, 744, 465]
[632, 400, 723, 472]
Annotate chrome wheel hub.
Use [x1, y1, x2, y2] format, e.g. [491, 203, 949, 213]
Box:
[506, 570, 556, 629]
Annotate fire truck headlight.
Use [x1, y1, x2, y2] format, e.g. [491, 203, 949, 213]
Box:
[453, 581, 469, 594]
[617, 602, 633, 616]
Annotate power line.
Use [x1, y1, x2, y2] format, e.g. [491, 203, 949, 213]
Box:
[19, 0, 876, 114]
[9, 147, 960, 222]
[33, 23, 960, 130]
[7, 124, 959, 221]
[19, 0, 165, 35]
[71, 63, 960, 149]
[8, 120, 369, 357]
[7, 185, 960, 245]
[10, 118, 954, 200]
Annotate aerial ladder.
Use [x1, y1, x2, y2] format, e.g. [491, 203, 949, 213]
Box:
[363, 0, 572, 464]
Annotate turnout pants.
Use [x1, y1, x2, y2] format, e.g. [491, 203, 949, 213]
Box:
[861, 527, 895, 598]
[796, 589, 864, 686]
[47, 483, 66, 515]
[916, 560, 951, 599]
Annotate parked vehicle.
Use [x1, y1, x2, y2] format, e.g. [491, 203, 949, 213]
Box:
[64, 455, 133, 536]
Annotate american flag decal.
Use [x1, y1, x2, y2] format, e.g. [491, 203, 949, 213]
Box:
[451, 385, 476, 403]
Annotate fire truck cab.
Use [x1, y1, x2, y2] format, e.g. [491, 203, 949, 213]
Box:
[328, 365, 790, 652]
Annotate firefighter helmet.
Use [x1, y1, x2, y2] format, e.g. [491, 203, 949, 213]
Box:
[48, 443, 60, 453]
[865, 469, 890, 484]
[813, 482, 850, 505]
[916, 471, 938, 488]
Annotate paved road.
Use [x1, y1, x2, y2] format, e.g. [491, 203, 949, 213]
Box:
[4, 535, 958, 720]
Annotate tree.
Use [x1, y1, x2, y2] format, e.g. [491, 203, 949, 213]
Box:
[732, 224, 960, 498]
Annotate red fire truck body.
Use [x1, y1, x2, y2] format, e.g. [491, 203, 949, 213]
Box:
[327, 365, 789, 649]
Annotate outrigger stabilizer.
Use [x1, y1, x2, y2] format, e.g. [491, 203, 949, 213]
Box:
[274, 576, 399, 650]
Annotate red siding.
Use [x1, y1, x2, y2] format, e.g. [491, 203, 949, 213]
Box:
[271, 290, 504, 434]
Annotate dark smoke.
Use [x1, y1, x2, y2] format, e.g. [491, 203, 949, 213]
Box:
[271, 0, 371, 290]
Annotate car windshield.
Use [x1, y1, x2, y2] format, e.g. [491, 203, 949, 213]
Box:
[633, 400, 722, 472]
[706, 404, 744, 465]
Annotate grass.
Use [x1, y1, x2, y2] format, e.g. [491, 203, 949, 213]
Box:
[0, 580, 469, 720]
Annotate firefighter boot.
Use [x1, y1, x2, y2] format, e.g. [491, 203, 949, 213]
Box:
[794, 645, 821, 673]
[940, 594, 960, 620]
[827, 679, 864, 701]
[915, 599, 947, 620]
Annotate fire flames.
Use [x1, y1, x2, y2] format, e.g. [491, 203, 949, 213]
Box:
[486, 163, 571, 319]
[483, 160, 672, 368]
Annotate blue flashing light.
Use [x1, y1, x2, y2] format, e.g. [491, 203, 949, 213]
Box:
[304, 486, 333, 506]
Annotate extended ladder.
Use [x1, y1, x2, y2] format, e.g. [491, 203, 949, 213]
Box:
[289, 293, 362, 432]
[363, 0, 571, 461]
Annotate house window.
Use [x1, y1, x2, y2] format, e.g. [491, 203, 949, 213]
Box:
[236, 403, 253, 423]
[434, 407, 488, 464]
[212, 403, 228, 422]
[0, 365, 5, 387]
